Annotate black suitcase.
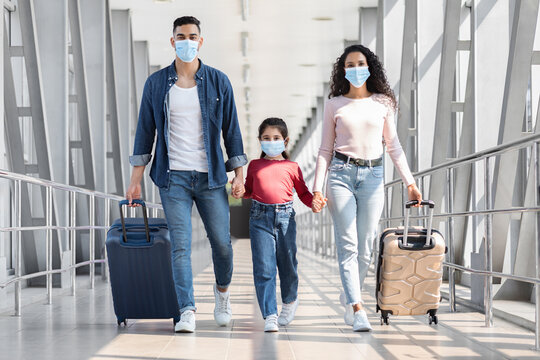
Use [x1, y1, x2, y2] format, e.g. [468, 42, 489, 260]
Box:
[106, 199, 180, 326]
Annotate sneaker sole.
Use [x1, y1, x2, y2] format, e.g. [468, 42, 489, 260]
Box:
[175, 328, 195, 333]
[353, 327, 372, 332]
[214, 315, 231, 327]
[264, 329, 279, 332]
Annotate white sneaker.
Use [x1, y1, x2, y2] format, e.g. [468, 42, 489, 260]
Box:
[214, 284, 232, 326]
[175, 310, 196, 333]
[340, 291, 354, 326]
[264, 314, 279, 332]
[278, 299, 299, 326]
[352, 310, 372, 332]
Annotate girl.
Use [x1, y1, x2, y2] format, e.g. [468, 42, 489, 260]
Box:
[244, 117, 325, 332]
[312, 45, 422, 331]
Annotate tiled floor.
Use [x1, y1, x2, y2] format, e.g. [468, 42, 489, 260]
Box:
[1, 239, 538, 359]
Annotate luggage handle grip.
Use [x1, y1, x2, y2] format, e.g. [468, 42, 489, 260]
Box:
[403, 199, 434, 246]
[405, 200, 435, 209]
[118, 199, 150, 243]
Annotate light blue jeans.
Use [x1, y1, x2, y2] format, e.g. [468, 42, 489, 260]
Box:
[326, 158, 385, 305]
[159, 171, 233, 313]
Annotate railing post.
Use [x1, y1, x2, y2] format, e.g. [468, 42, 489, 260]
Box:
[14, 180, 22, 316]
[70, 191, 76, 296]
[484, 156, 493, 327]
[102, 197, 110, 282]
[384, 186, 390, 229]
[46, 186, 52, 305]
[534, 141, 540, 350]
[447, 168, 456, 312]
[89, 195, 95, 289]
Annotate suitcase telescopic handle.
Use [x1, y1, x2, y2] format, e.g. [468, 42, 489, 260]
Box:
[118, 199, 150, 243]
[403, 200, 435, 245]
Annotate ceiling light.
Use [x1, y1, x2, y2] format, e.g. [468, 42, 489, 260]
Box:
[242, 0, 250, 21]
[312, 16, 334, 21]
[242, 64, 250, 84]
[298, 63, 316, 67]
[241, 32, 249, 57]
[153, 0, 175, 3]
[244, 87, 251, 102]
[291, 94, 304, 97]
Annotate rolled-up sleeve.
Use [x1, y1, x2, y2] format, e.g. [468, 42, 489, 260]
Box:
[225, 154, 248, 172]
[221, 76, 247, 171]
[129, 154, 152, 166]
[130, 78, 156, 167]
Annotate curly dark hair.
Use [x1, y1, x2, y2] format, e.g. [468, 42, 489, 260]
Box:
[329, 44, 396, 109]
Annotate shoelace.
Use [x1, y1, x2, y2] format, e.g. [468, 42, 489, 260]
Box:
[181, 311, 194, 322]
[217, 292, 230, 312]
[280, 305, 292, 317]
[266, 315, 278, 325]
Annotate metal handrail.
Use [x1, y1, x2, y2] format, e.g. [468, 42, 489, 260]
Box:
[0, 168, 164, 315]
[384, 132, 540, 186]
[0, 169, 162, 208]
[379, 135, 540, 350]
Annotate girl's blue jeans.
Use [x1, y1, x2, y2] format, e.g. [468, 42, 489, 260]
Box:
[249, 200, 298, 318]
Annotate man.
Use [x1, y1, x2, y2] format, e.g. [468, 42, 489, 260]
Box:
[126, 16, 246, 333]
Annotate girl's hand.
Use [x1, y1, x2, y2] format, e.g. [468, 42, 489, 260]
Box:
[407, 183, 422, 206]
[230, 176, 245, 199]
[312, 192, 327, 213]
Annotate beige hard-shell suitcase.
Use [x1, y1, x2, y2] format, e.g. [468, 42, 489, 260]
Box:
[376, 200, 446, 325]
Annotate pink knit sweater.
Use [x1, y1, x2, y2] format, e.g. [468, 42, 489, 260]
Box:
[313, 94, 415, 193]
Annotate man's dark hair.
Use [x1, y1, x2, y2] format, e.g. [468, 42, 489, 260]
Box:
[173, 16, 201, 34]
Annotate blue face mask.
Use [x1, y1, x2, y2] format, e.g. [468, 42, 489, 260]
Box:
[260, 140, 285, 157]
[175, 39, 199, 63]
[345, 66, 370, 88]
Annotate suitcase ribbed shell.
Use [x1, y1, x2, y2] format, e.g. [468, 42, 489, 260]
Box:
[377, 226, 445, 316]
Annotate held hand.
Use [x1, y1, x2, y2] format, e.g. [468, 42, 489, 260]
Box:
[230, 176, 245, 199]
[126, 182, 142, 207]
[312, 192, 328, 213]
[407, 183, 422, 207]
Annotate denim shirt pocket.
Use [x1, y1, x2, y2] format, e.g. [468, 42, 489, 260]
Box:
[207, 96, 223, 126]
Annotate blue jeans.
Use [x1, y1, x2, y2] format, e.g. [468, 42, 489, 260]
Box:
[326, 158, 384, 305]
[249, 200, 298, 318]
[159, 171, 233, 313]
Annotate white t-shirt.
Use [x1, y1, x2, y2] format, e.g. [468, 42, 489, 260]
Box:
[168, 84, 209, 172]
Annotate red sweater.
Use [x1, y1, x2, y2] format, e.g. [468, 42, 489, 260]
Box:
[244, 159, 313, 207]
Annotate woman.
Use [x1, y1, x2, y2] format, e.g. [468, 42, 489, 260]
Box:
[311, 45, 422, 331]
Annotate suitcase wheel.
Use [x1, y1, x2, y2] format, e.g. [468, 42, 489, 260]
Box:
[117, 319, 127, 326]
[380, 311, 390, 325]
[428, 310, 438, 325]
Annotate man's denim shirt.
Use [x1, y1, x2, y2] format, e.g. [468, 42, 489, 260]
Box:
[129, 59, 247, 190]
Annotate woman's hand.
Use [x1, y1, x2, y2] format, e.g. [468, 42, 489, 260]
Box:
[312, 191, 328, 213]
[407, 183, 422, 206]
